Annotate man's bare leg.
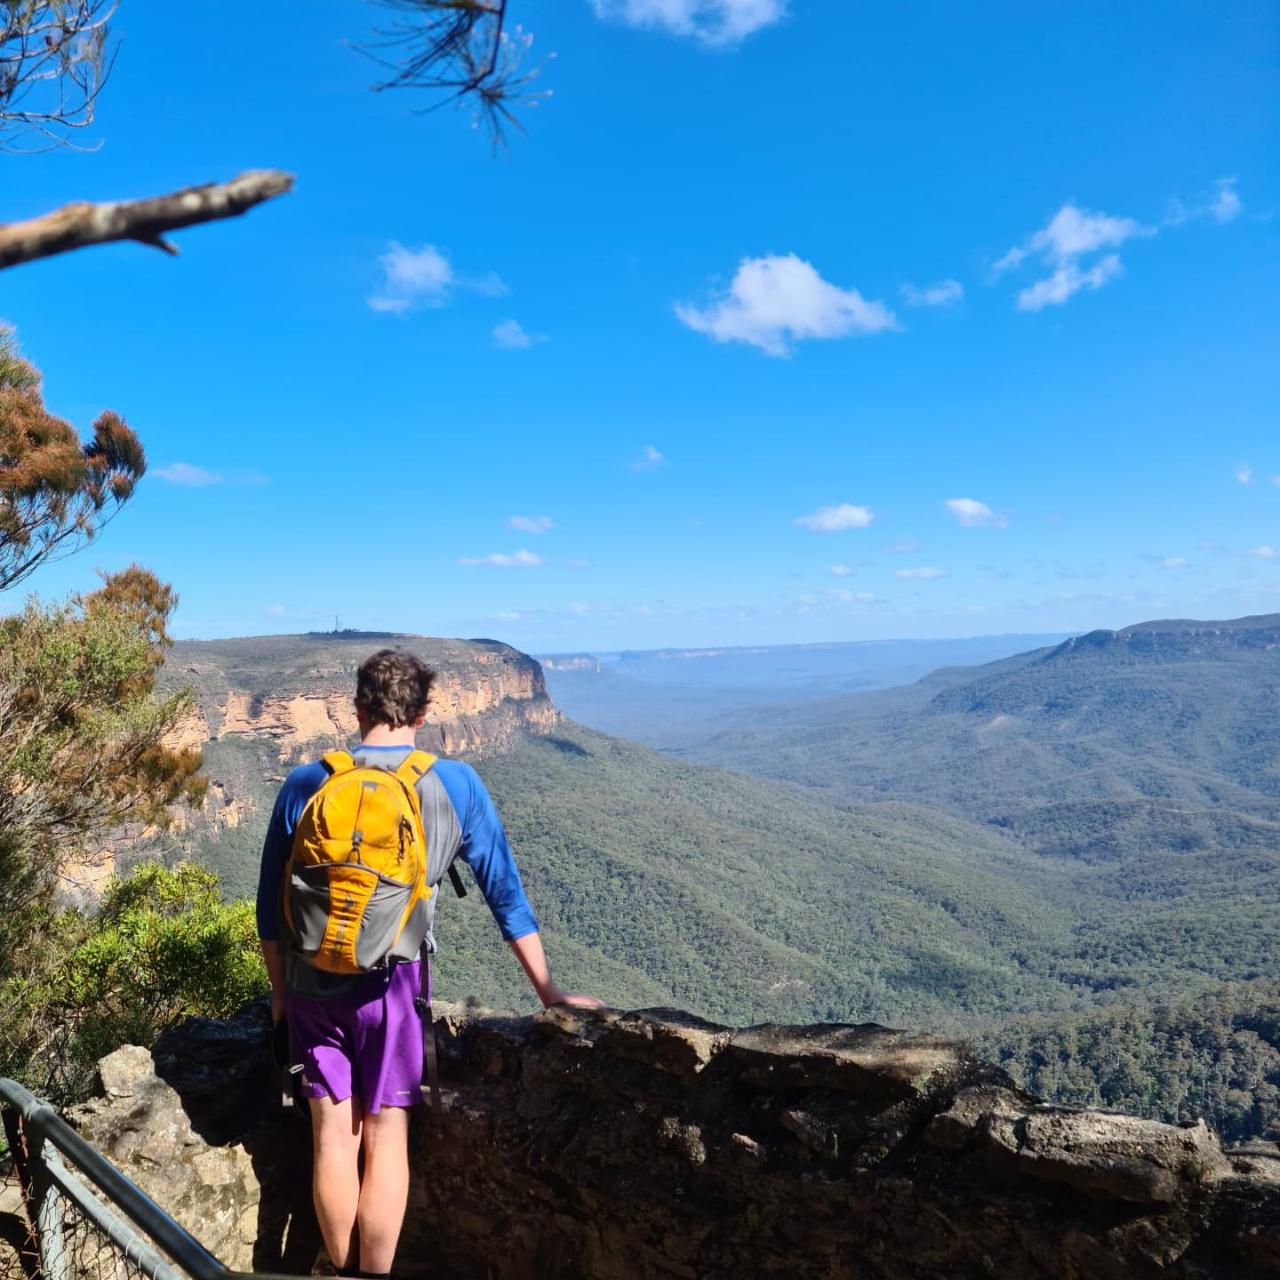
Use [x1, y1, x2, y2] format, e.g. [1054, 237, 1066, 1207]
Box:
[357, 1106, 411, 1275]
[309, 1095, 362, 1273]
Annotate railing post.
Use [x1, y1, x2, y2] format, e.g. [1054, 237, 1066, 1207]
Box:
[24, 1123, 68, 1280]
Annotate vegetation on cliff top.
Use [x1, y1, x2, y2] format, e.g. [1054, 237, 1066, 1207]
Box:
[0, 326, 206, 1102]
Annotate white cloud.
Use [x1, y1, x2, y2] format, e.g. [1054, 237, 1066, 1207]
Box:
[1247, 545, 1279, 559]
[676, 254, 898, 356]
[493, 611, 524, 622]
[1211, 177, 1242, 224]
[458, 550, 543, 568]
[900, 279, 963, 308]
[997, 204, 1153, 310]
[1168, 177, 1243, 227]
[509, 515, 554, 535]
[630, 444, 666, 472]
[945, 498, 1008, 529]
[493, 319, 548, 349]
[1158, 556, 1189, 570]
[154, 462, 222, 486]
[896, 566, 946, 580]
[589, 0, 785, 45]
[998, 205, 1150, 269]
[368, 242, 506, 314]
[886, 536, 921, 554]
[828, 564, 854, 577]
[795, 503, 874, 533]
[1236, 464, 1254, 485]
[264, 604, 286, 618]
[825, 588, 876, 603]
[1016, 255, 1123, 311]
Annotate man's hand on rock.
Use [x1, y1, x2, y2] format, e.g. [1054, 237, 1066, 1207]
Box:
[540, 986, 606, 1009]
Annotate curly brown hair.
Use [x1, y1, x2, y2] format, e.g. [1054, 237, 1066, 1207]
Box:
[355, 649, 435, 729]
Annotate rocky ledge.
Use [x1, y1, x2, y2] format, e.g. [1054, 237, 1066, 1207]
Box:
[68, 1002, 1280, 1279]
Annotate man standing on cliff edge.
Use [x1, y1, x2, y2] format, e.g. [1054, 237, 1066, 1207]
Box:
[256, 647, 601, 1279]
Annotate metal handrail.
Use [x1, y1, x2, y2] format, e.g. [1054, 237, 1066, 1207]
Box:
[0, 1077, 295, 1280]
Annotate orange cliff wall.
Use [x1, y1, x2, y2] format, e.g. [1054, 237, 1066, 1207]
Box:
[163, 637, 560, 762]
[65, 636, 559, 897]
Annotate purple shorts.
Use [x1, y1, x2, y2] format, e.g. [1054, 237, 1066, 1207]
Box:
[286, 961, 425, 1113]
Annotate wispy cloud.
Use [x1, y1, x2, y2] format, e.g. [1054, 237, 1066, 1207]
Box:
[828, 564, 854, 577]
[795, 503, 874, 533]
[589, 0, 786, 45]
[264, 604, 287, 618]
[153, 462, 221, 487]
[458, 550, 543, 568]
[630, 444, 666, 472]
[1167, 177, 1242, 227]
[493, 319, 548, 349]
[896, 566, 946, 580]
[368, 242, 506, 315]
[996, 204, 1154, 311]
[825, 587, 876, 603]
[1159, 556, 1189, 570]
[564, 558, 591, 569]
[1236, 464, 1254, 485]
[509, 515, 554, 535]
[676, 254, 898, 356]
[945, 497, 1007, 528]
[886, 536, 921, 554]
[153, 462, 268, 487]
[1015, 255, 1124, 311]
[1246, 545, 1279, 559]
[900, 279, 963, 308]
[1210, 177, 1242, 224]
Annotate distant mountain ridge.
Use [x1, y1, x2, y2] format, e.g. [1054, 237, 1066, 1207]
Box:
[686, 611, 1280, 820]
[539, 632, 1071, 748]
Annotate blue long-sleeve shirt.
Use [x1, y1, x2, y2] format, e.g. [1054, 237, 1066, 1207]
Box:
[257, 745, 538, 961]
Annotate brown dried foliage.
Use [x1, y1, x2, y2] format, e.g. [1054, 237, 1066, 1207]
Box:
[0, 324, 145, 591]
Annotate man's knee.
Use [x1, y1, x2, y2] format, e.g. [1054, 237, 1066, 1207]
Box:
[361, 1104, 410, 1156]
[310, 1094, 361, 1149]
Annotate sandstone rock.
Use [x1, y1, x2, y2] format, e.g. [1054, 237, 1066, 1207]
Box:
[721, 1021, 976, 1102]
[69, 1048, 264, 1272]
[602, 1008, 731, 1078]
[61, 1004, 1280, 1280]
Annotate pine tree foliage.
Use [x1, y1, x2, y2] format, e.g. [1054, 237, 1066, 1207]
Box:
[0, 325, 202, 961]
[0, 324, 145, 590]
[0, 0, 115, 151]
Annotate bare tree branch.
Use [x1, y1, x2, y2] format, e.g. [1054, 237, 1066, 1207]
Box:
[0, 169, 295, 270]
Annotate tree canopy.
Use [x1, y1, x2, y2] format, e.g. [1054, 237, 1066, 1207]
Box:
[0, 324, 144, 590]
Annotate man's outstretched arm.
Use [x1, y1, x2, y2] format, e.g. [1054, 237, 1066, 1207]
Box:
[508, 931, 604, 1009]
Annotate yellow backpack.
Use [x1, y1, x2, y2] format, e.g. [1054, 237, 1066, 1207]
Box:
[282, 748, 437, 975]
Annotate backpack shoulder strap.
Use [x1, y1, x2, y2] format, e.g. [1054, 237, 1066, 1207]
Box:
[394, 749, 437, 787]
[320, 749, 355, 776]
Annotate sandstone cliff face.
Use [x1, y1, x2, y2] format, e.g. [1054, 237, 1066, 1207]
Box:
[71, 634, 559, 895]
[164, 633, 559, 762]
[68, 1002, 1280, 1280]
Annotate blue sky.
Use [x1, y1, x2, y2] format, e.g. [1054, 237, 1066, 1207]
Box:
[3, 0, 1277, 651]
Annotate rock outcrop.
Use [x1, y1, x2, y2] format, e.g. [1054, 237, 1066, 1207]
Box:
[70, 633, 559, 894]
[68, 1002, 1280, 1279]
[163, 633, 559, 762]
